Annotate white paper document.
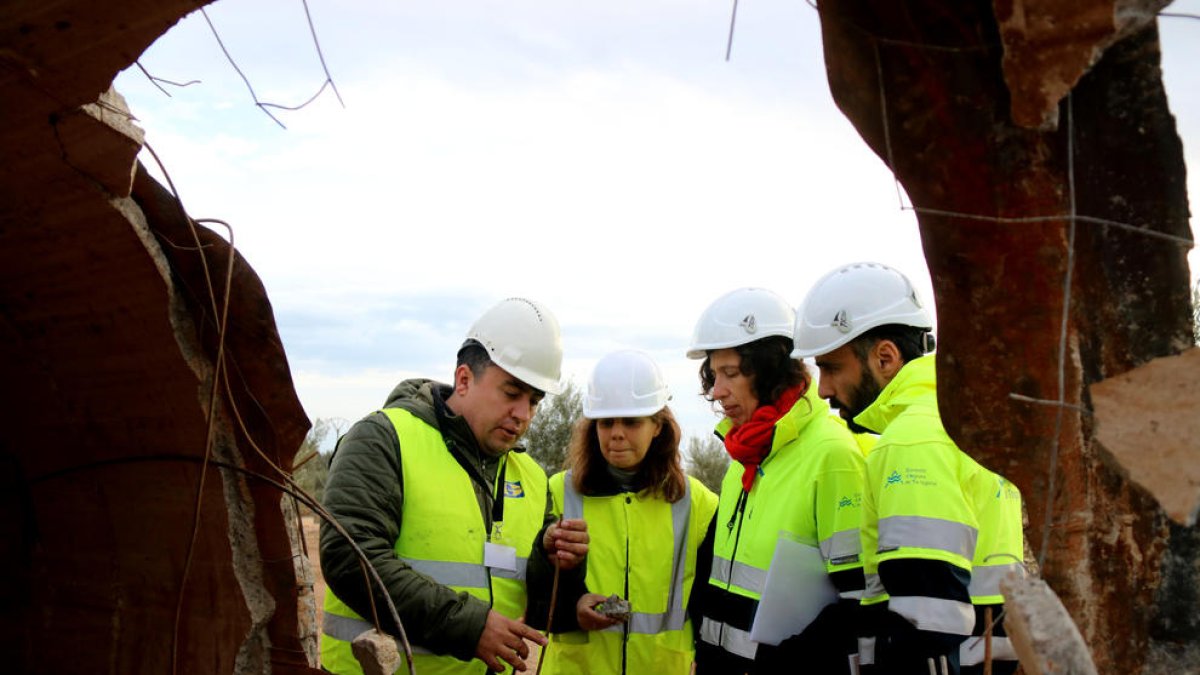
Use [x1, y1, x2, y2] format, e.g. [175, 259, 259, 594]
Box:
[748, 532, 839, 646]
[483, 542, 518, 572]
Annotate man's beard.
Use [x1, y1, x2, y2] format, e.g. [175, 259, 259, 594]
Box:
[836, 370, 883, 435]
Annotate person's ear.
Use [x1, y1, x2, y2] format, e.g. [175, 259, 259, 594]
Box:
[873, 340, 904, 382]
[453, 364, 474, 396]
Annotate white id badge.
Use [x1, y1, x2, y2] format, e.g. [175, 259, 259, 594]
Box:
[484, 542, 518, 572]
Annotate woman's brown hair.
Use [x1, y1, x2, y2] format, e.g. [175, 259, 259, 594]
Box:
[566, 406, 688, 503]
[698, 335, 807, 406]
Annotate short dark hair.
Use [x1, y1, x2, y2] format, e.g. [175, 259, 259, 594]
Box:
[699, 335, 807, 406]
[567, 406, 687, 503]
[457, 339, 492, 378]
[848, 325, 934, 364]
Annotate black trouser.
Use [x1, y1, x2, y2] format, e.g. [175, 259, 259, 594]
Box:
[859, 605, 962, 675]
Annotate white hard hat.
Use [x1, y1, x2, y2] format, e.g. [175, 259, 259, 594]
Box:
[465, 297, 564, 394]
[686, 287, 795, 359]
[583, 349, 671, 419]
[791, 262, 933, 359]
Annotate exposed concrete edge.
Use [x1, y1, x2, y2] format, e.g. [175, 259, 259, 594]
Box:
[1002, 573, 1099, 674]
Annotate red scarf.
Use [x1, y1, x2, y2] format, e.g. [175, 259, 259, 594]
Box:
[723, 382, 807, 493]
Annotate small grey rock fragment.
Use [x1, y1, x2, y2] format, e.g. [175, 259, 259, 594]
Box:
[594, 594, 632, 622]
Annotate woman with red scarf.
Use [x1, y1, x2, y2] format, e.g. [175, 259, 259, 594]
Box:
[687, 287, 867, 675]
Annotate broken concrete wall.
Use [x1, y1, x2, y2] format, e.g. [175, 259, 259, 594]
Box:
[817, 0, 1195, 671]
[0, 1, 320, 673]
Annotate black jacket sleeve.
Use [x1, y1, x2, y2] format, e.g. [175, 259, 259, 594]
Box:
[524, 500, 588, 633]
[688, 516, 717, 644]
[875, 557, 972, 661]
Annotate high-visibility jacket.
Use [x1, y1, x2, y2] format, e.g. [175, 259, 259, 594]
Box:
[698, 386, 866, 668]
[321, 408, 547, 675]
[961, 471, 1024, 675]
[854, 354, 984, 672]
[831, 413, 880, 456]
[540, 471, 718, 674]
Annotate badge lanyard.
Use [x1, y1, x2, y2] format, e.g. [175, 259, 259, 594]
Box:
[484, 456, 518, 573]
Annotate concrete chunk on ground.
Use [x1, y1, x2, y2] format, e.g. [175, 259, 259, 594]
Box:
[1002, 573, 1098, 675]
[351, 629, 402, 675]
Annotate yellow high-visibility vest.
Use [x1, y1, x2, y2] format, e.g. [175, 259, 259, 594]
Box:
[321, 408, 547, 675]
[540, 471, 717, 674]
[700, 386, 866, 663]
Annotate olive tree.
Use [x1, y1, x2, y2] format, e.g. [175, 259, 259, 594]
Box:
[523, 380, 583, 474]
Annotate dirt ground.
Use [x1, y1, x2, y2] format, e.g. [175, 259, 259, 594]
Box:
[301, 514, 544, 670]
[302, 515, 326, 621]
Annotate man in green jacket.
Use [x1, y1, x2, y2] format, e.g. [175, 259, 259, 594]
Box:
[319, 297, 589, 674]
[793, 262, 1024, 675]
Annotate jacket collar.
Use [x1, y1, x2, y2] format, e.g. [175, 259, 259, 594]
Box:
[386, 378, 500, 470]
[853, 353, 937, 434]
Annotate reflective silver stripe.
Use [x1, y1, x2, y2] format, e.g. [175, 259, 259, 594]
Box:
[710, 555, 767, 593]
[600, 609, 682, 635]
[322, 613, 432, 654]
[699, 617, 758, 659]
[865, 572, 886, 599]
[563, 472, 692, 634]
[968, 563, 1024, 598]
[399, 557, 488, 589]
[489, 556, 529, 581]
[888, 596, 975, 635]
[323, 612, 373, 642]
[878, 515, 978, 561]
[960, 635, 1017, 664]
[839, 589, 864, 600]
[562, 470, 585, 520]
[711, 555, 732, 583]
[857, 636, 876, 665]
[660, 478, 692, 631]
[821, 528, 862, 561]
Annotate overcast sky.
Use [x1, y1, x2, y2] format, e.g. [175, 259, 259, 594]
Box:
[113, 0, 1200, 448]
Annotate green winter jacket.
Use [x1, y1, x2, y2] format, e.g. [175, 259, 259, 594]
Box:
[318, 378, 556, 662]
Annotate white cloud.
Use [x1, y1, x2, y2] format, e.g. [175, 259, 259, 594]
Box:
[117, 0, 1198, 444]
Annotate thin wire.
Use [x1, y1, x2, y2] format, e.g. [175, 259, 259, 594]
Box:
[724, 0, 740, 62]
[1159, 12, 1200, 20]
[1038, 93, 1077, 572]
[200, 4, 344, 129]
[200, 8, 286, 129]
[535, 518, 563, 675]
[213, 340, 417, 667]
[142, 142, 233, 675]
[135, 61, 201, 97]
[301, 0, 345, 107]
[874, 40, 907, 209]
[906, 206, 1194, 247]
[293, 449, 322, 470]
[139, 146, 414, 671]
[260, 80, 333, 111]
[170, 215, 236, 675]
[1007, 393, 1091, 415]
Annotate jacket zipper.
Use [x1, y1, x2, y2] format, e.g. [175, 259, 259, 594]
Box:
[721, 489, 749, 661]
[622, 494, 632, 675]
